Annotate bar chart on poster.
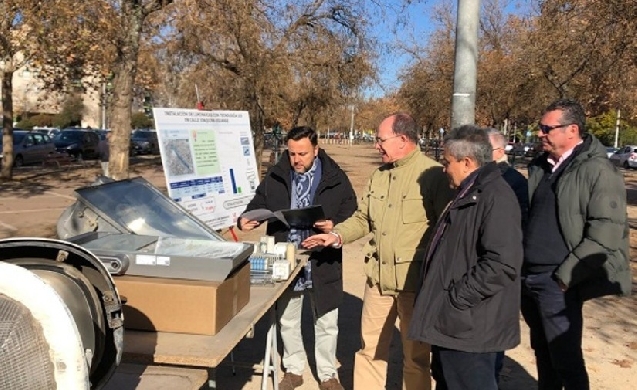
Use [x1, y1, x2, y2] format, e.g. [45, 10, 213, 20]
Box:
[153, 108, 260, 230]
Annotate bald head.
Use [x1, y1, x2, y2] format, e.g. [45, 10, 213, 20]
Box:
[375, 113, 419, 163]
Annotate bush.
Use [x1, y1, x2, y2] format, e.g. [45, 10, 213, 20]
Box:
[29, 114, 56, 127]
[131, 111, 154, 129]
[53, 95, 84, 128]
[588, 111, 637, 146]
[16, 117, 34, 129]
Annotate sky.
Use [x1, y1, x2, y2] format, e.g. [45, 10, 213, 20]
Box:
[367, 0, 531, 98]
[368, 1, 439, 97]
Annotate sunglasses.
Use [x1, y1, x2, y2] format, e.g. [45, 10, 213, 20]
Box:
[538, 123, 571, 134]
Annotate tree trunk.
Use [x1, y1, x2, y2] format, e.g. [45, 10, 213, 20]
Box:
[108, 3, 144, 180]
[253, 105, 266, 178]
[1, 70, 14, 181]
[108, 62, 136, 180]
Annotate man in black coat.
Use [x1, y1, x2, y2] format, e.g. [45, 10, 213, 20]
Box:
[486, 128, 529, 381]
[238, 126, 357, 390]
[408, 125, 523, 390]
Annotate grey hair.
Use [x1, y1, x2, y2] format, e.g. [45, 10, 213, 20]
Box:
[484, 128, 506, 149]
[443, 125, 493, 167]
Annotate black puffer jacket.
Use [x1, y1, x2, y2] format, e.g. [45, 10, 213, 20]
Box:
[408, 163, 523, 352]
[240, 149, 357, 316]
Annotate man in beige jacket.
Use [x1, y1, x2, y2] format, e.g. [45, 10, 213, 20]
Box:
[303, 113, 452, 390]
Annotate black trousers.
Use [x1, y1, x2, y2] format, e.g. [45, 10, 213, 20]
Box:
[431, 345, 498, 390]
[521, 272, 589, 390]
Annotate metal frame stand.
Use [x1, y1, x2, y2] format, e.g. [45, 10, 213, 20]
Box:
[261, 307, 280, 390]
[205, 306, 280, 390]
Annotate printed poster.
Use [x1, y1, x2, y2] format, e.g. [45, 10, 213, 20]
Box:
[153, 108, 260, 230]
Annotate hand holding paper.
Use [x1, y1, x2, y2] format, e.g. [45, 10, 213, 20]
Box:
[313, 219, 334, 233]
[238, 217, 261, 231]
[241, 205, 325, 229]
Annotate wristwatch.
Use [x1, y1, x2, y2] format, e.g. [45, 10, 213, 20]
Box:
[329, 231, 342, 248]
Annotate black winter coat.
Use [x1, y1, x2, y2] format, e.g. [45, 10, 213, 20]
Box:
[498, 162, 529, 227]
[408, 163, 523, 352]
[239, 149, 357, 316]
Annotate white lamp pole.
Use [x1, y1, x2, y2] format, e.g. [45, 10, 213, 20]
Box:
[349, 105, 355, 146]
[614, 108, 621, 149]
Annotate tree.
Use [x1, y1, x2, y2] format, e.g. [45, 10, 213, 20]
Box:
[50, 94, 84, 128]
[398, 0, 637, 132]
[104, 0, 174, 180]
[523, 0, 637, 116]
[0, 1, 93, 179]
[165, 0, 376, 174]
[397, 2, 456, 133]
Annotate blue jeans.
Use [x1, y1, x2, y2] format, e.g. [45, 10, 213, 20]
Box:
[431, 345, 498, 390]
[521, 272, 589, 390]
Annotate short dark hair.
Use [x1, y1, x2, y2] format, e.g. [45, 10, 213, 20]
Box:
[390, 112, 419, 143]
[443, 125, 493, 167]
[543, 98, 586, 136]
[285, 126, 318, 146]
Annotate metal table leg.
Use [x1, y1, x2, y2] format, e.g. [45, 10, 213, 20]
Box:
[261, 306, 280, 390]
[270, 308, 279, 390]
[207, 367, 217, 389]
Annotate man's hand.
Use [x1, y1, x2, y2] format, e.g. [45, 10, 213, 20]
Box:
[302, 233, 338, 249]
[313, 219, 334, 233]
[557, 279, 568, 292]
[238, 217, 260, 231]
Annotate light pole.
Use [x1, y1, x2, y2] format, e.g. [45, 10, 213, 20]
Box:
[349, 105, 355, 146]
[450, 0, 481, 128]
[101, 82, 107, 129]
[614, 108, 621, 149]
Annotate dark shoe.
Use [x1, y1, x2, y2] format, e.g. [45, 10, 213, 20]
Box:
[319, 377, 344, 390]
[279, 372, 304, 390]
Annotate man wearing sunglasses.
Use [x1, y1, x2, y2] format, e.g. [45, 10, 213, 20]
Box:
[523, 98, 631, 390]
[303, 113, 452, 390]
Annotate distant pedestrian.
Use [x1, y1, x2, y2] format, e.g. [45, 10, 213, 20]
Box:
[522, 98, 631, 390]
[98, 132, 110, 177]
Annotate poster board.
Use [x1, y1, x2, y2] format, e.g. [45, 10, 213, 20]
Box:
[152, 108, 259, 230]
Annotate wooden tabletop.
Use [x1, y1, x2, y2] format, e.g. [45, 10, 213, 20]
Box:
[122, 254, 308, 368]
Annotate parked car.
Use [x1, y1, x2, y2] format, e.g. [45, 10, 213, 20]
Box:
[0, 130, 56, 167]
[131, 129, 159, 155]
[53, 129, 100, 161]
[606, 147, 619, 159]
[504, 142, 514, 154]
[32, 127, 60, 138]
[506, 142, 526, 156]
[609, 145, 637, 169]
[94, 129, 110, 141]
[525, 142, 543, 158]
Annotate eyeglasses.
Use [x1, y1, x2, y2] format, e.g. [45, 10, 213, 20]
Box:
[375, 135, 402, 144]
[538, 123, 571, 134]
